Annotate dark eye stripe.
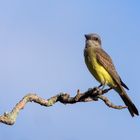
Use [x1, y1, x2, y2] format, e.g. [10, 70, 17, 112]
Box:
[92, 37, 101, 45]
[94, 37, 98, 41]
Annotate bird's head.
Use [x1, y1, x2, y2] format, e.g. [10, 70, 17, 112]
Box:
[85, 33, 102, 48]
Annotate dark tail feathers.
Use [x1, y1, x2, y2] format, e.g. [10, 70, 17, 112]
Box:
[115, 86, 139, 117]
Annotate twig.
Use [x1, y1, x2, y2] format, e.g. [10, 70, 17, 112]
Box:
[0, 87, 126, 125]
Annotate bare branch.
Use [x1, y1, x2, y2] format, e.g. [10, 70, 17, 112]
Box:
[0, 87, 126, 125]
[98, 96, 127, 109]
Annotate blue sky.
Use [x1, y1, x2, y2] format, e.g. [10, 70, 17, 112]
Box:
[0, 0, 140, 140]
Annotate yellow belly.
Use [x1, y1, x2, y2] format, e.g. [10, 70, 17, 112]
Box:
[86, 57, 115, 86]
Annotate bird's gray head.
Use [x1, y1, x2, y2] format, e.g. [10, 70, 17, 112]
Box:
[85, 33, 102, 48]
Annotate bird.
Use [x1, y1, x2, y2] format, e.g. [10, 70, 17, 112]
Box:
[84, 33, 139, 117]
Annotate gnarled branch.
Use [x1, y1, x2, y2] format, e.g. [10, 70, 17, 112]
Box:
[0, 87, 126, 125]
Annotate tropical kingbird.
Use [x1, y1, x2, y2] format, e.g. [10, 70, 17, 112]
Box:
[84, 33, 139, 117]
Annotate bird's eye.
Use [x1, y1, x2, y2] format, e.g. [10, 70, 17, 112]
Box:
[94, 37, 98, 41]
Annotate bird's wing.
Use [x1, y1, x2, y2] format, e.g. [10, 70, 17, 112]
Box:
[95, 48, 138, 116]
[95, 48, 121, 85]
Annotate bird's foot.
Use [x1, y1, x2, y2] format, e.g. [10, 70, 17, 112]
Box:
[103, 87, 113, 94]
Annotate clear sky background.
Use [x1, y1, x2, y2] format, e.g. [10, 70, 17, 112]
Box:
[0, 0, 140, 140]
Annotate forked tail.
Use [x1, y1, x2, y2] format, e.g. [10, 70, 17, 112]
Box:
[115, 86, 139, 117]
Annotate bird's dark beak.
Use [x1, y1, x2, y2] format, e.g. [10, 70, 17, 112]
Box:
[85, 34, 89, 40]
